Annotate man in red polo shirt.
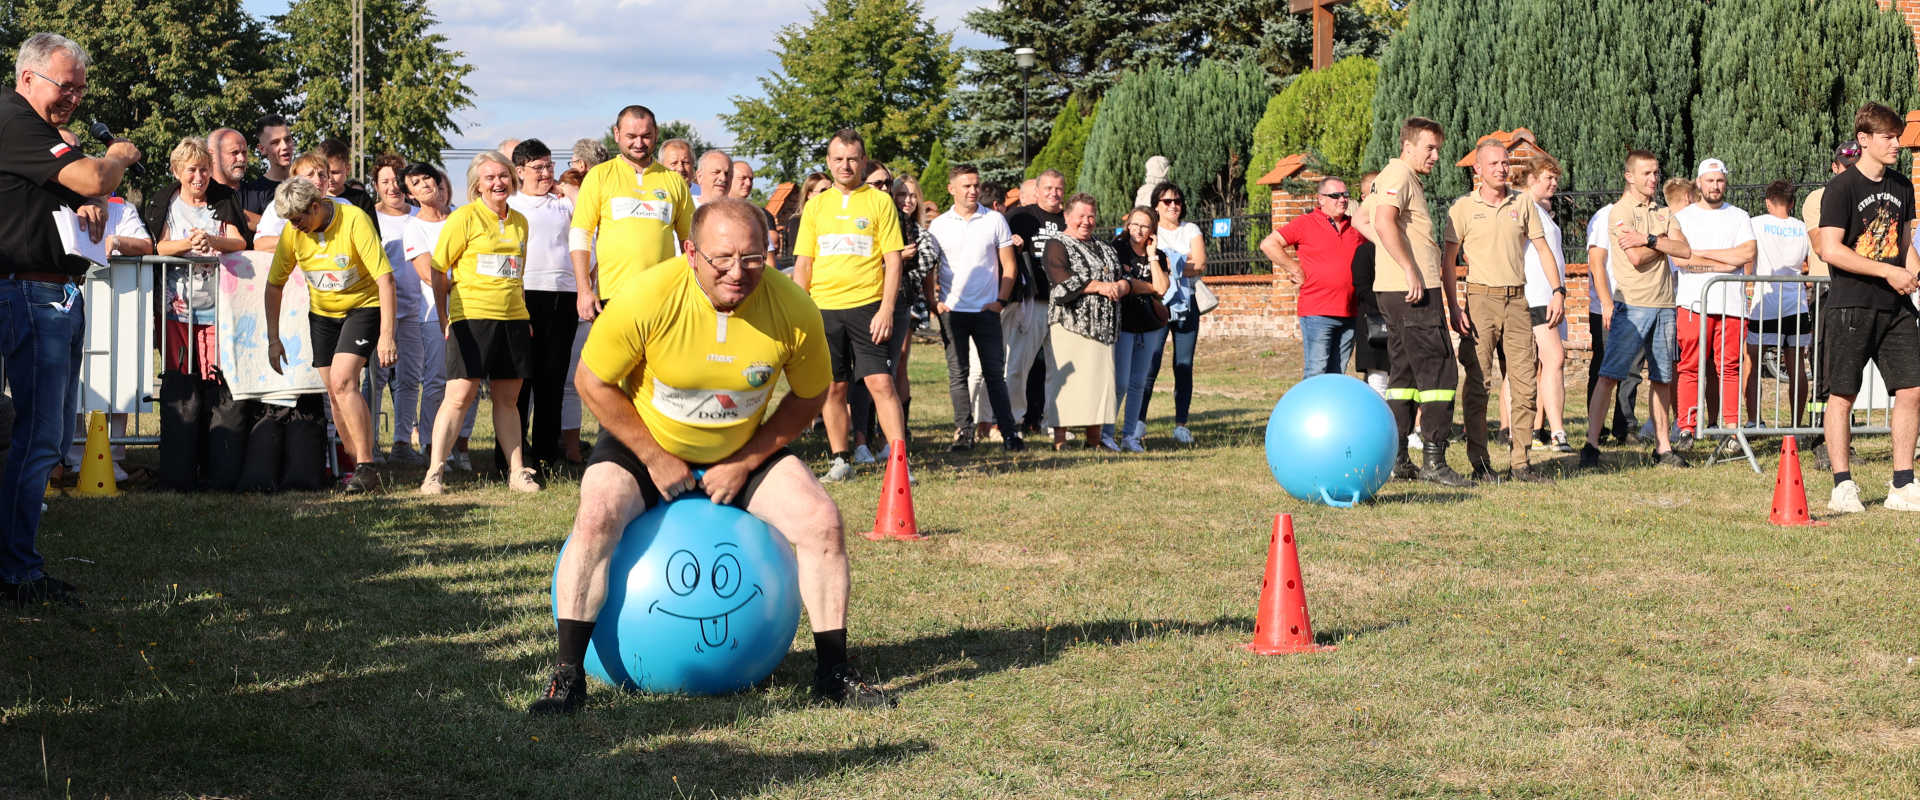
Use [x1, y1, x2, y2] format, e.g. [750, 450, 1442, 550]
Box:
[1262, 176, 1366, 378]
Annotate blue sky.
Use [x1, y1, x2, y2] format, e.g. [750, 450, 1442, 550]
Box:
[243, 0, 997, 164]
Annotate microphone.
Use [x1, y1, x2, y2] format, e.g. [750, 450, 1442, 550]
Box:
[89, 120, 142, 177]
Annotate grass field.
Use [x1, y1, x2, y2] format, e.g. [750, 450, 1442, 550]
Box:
[8, 336, 1920, 799]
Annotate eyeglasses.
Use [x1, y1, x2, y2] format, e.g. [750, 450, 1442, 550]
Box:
[1320, 192, 1350, 200]
[695, 249, 769, 272]
[1158, 197, 1184, 206]
[30, 70, 84, 98]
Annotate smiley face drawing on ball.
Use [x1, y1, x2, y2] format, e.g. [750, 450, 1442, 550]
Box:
[648, 543, 761, 652]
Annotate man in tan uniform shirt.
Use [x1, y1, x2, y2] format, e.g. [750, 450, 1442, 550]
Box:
[1580, 150, 1694, 469]
[1442, 141, 1562, 482]
[1361, 116, 1473, 487]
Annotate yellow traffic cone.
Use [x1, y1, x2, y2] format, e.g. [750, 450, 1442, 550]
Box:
[72, 410, 120, 497]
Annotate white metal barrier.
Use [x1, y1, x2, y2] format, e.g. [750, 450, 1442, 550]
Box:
[1692, 274, 1895, 472]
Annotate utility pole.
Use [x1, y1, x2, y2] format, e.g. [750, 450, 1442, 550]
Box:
[350, 0, 366, 182]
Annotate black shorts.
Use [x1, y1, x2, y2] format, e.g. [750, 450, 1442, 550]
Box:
[446, 318, 534, 380]
[1747, 313, 1815, 336]
[309, 308, 380, 368]
[586, 435, 797, 511]
[1824, 305, 1920, 396]
[1528, 306, 1548, 327]
[820, 300, 903, 383]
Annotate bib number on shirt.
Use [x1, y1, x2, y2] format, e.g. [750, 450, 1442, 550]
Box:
[609, 197, 673, 223]
[475, 253, 524, 280]
[816, 233, 874, 258]
[305, 255, 356, 292]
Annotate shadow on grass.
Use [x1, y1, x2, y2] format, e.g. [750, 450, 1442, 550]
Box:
[596, 739, 934, 799]
[1366, 490, 1476, 506]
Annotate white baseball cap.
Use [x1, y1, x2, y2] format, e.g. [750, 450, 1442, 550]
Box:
[1696, 158, 1729, 179]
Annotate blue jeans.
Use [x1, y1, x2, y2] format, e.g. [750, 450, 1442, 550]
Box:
[1599, 302, 1678, 384]
[1106, 327, 1168, 440]
[1, 279, 85, 584]
[1299, 315, 1355, 379]
[1140, 312, 1200, 426]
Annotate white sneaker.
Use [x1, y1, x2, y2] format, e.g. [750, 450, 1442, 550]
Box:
[1099, 435, 1120, 452]
[1122, 437, 1146, 453]
[852, 444, 875, 464]
[1886, 481, 1920, 511]
[1172, 425, 1193, 444]
[1829, 480, 1866, 514]
[822, 457, 853, 483]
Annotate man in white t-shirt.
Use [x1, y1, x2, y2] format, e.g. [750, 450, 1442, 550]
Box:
[929, 164, 1024, 452]
[1670, 158, 1756, 447]
[508, 139, 581, 470]
[1746, 181, 1814, 429]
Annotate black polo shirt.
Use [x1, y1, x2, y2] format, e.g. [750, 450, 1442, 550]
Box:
[0, 91, 88, 275]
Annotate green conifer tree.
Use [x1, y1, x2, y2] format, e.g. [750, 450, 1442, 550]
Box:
[1244, 56, 1379, 215]
[920, 141, 953, 209]
[1026, 95, 1094, 192]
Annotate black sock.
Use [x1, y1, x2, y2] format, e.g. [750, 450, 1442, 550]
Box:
[813, 628, 848, 678]
[556, 618, 595, 668]
[1896, 470, 1914, 489]
[832, 450, 851, 462]
[1834, 470, 1852, 488]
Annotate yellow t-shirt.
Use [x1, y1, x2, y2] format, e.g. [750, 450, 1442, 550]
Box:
[267, 203, 390, 318]
[434, 202, 530, 322]
[579, 257, 830, 464]
[570, 158, 694, 302]
[793, 184, 904, 310]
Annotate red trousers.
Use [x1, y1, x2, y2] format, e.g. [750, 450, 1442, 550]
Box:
[1676, 308, 1741, 432]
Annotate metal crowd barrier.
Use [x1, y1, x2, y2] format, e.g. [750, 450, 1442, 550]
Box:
[1692, 274, 1896, 473]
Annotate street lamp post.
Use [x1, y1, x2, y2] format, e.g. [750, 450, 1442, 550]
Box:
[1014, 47, 1036, 172]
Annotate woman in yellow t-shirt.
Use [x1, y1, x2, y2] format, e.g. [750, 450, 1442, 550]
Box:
[264, 176, 397, 493]
[420, 151, 539, 494]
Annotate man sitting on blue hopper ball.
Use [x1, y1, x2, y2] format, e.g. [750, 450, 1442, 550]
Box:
[532, 198, 892, 714]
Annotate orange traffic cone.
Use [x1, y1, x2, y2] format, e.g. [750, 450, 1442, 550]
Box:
[1770, 435, 1827, 526]
[1245, 514, 1334, 654]
[866, 440, 923, 542]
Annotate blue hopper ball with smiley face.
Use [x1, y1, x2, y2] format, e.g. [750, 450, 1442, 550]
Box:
[1264, 373, 1397, 507]
[552, 495, 802, 695]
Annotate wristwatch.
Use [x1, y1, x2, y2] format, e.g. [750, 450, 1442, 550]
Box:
[1644, 233, 1657, 249]
[997, 297, 1012, 305]
[1552, 287, 1567, 296]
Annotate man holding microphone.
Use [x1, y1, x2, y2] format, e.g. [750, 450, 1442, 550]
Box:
[1, 33, 141, 607]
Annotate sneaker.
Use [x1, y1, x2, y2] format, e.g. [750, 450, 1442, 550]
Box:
[509, 467, 541, 493]
[1579, 443, 1602, 469]
[1829, 480, 1865, 514]
[1886, 481, 1920, 511]
[527, 663, 589, 715]
[419, 472, 446, 496]
[1470, 464, 1506, 484]
[1172, 425, 1193, 444]
[821, 457, 853, 483]
[343, 465, 380, 494]
[877, 443, 892, 462]
[389, 441, 426, 465]
[1003, 435, 1027, 452]
[852, 444, 876, 464]
[1099, 434, 1120, 452]
[1121, 437, 1146, 453]
[1551, 431, 1574, 453]
[8, 575, 82, 608]
[1674, 429, 1695, 451]
[1530, 432, 1554, 451]
[812, 663, 896, 709]
[948, 431, 974, 453]
[1654, 449, 1690, 468]
[448, 451, 472, 472]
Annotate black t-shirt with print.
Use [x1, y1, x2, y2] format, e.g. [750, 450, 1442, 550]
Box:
[0, 92, 88, 274]
[1820, 164, 1915, 311]
[1005, 204, 1065, 302]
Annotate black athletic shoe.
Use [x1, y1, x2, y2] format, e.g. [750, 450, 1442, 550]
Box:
[342, 465, 380, 494]
[813, 664, 895, 709]
[1674, 430, 1696, 451]
[948, 431, 975, 453]
[1003, 435, 1027, 453]
[1654, 449, 1690, 468]
[1469, 464, 1506, 485]
[528, 663, 588, 715]
[1579, 443, 1602, 469]
[9, 575, 82, 608]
